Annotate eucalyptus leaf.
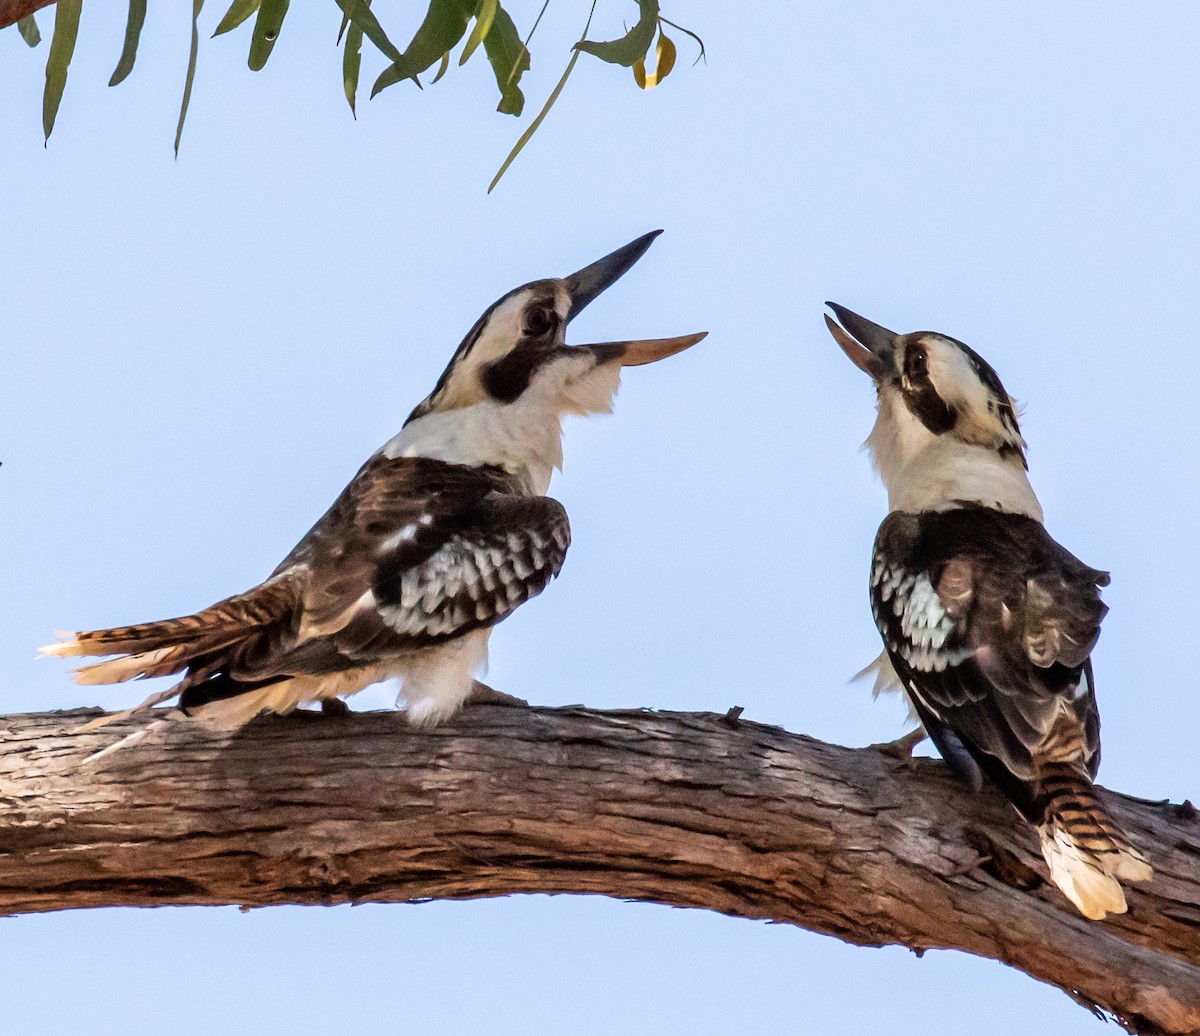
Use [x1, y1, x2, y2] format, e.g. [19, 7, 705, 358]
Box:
[16, 15, 41, 48]
[481, 6, 529, 116]
[334, 0, 403, 63]
[575, 0, 657, 68]
[459, 0, 497, 66]
[109, 0, 147, 87]
[431, 50, 451, 84]
[490, 0, 600, 190]
[635, 27, 675, 89]
[655, 30, 676, 83]
[42, 0, 82, 142]
[176, 0, 205, 155]
[343, 8, 366, 116]
[371, 0, 475, 98]
[213, 0, 260, 37]
[489, 0, 598, 194]
[249, 0, 290, 71]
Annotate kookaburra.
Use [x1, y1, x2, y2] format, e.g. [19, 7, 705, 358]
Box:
[43, 231, 704, 753]
[825, 302, 1151, 920]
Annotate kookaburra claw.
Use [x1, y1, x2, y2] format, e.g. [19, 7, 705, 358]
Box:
[870, 727, 927, 763]
[466, 680, 528, 708]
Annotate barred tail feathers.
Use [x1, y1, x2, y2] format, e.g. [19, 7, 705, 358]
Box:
[39, 578, 299, 686]
[1036, 765, 1152, 920]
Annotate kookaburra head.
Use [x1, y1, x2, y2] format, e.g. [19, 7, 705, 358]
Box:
[824, 302, 1041, 520]
[393, 230, 705, 495]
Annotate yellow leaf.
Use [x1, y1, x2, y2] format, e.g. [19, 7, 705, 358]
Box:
[637, 27, 676, 89]
[655, 29, 676, 83]
[632, 55, 647, 89]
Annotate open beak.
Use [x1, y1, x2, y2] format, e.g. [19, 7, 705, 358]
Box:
[564, 230, 706, 366]
[825, 302, 897, 379]
[564, 230, 663, 320]
[584, 332, 708, 367]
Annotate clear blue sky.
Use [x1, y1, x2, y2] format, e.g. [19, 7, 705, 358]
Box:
[1, 3, 1195, 1032]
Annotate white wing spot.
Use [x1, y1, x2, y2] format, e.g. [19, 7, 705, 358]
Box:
[896, 573, 972, 672]
[379, 524, 420, 553]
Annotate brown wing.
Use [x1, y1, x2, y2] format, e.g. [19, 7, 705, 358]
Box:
[235, 454, 570, 676]
[872, 507, 1108, 819]
[48, 455, 569, 691]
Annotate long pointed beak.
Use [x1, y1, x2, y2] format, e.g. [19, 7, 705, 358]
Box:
[825, 302, 898, 378]
[565, 230, 663, 320]
[584, 332, 707, 367]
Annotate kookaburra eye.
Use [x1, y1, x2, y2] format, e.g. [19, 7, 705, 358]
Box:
[905, 344, 928, 379]
[524, 307, 554, 336]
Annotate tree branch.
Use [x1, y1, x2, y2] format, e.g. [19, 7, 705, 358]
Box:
[1, 705, 1197, 1033]
[0, 0, 55, 30]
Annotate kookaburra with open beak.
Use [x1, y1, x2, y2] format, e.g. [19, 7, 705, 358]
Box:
[43, 231, 704, 755]
[825, 302, 1151, 920]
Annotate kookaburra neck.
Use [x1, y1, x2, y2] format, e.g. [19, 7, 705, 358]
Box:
[380, 354, 622, 496]
[867, 390, 1044, 521]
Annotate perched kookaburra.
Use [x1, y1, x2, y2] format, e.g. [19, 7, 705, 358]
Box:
[43, 231, 704, 752]
[825, 302, 1151, 920]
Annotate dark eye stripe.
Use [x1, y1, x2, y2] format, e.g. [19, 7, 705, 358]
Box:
[482, 343, 546, 403]
[901, 344, 957, 433]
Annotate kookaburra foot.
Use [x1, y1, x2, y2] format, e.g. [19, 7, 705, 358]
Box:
[870, 727, 927, 762]
[947, 852, 992, 878]
[467, 680, 529, 708]
[320, 697, 351, 717]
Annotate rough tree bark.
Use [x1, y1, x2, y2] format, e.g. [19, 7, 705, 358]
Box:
[0, 705, 1197, 1033]
[0, 0, 54, 30]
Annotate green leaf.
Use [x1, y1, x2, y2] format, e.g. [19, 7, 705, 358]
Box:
[481, 6, 529, 116]
[488, 50, 579, 192]
[431, 49, 451, 84]
[334, 0, 403, 64]
[42, 0, 82, 143]
[459, 0, 496, 66]
[212, 0, 260, 37]
[371, 0, 475, 98]
[109, 0, 147, 87]
[248, 0, 290, 71]
[575, 0, 657, 68]
[489, 0, 601, 193]
[342, 0, 368, 117]
[16, 15, 41, 47]
[176, 0, 205, 155]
